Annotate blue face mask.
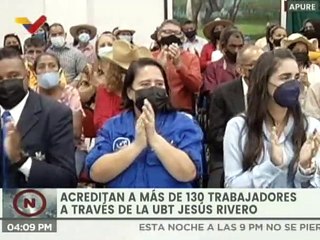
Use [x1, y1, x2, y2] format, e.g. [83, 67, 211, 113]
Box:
[37, 72, 60, 89]
[272, 80, 301, 108]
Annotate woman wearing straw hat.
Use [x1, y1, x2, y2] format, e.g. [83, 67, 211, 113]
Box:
[70, 24, 97, 64]
[114, 27, 135, 44]
[282, 33, 320, 89]
[281, 33, 320, 117]
[200, 18, 233, 71]
[93, 40, 152, 132]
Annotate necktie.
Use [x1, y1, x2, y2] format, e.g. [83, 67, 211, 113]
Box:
[2, 111, 12, 188]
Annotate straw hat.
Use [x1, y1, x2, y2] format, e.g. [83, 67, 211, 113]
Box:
[203, 18, 233, 39]
[101, 40, 152, 70]
[70, 24, 97, 40]
[281, 33, 318, 51]
[114, 27, 135, 36]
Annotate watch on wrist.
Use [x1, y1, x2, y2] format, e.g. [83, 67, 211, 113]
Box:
[10, 150, 29, 169]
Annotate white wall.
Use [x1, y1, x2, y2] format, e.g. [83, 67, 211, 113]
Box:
[0, 0, 166, 48]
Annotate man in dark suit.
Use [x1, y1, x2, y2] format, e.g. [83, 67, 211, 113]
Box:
[207, 44, 263, 188]
[0, 47, 77, 188]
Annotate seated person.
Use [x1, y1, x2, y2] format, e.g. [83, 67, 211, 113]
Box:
[86, 58, 203, 188]
[224, 49, 320, 188]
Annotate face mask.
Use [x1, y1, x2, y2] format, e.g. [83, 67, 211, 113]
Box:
[118, 35, 133, 42]
[78, 33, 90, 43]
[37, 72, 60, 89]
[33, 32, 46, 42]
[272, 38, 283, 47]
[211, 31, 221, 41]
[225, 50, 237, 63]
[50, 36, 65, 48]
[184, 30, 197, 40]
[98, 46, 113, 58]
[0, 78, 27, 109]
[272, 80, 301, 108]
[293, 52, 309, 66]
[303, 30, 317, 39]
[159, 35, 182, 46]
[9, 45, 21, 53]
[134, 87, 169, 113]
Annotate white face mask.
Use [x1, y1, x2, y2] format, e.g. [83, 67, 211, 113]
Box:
[50, 36, 65, 48]
[78, 33, 90, 43]
[98, 46, 113, 58]
[118, 35, 132, 42]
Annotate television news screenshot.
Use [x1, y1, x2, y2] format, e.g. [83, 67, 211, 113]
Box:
[0, 0, 320, 239]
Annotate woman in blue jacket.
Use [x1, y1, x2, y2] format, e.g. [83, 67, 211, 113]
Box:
[86, 58, 203, 188]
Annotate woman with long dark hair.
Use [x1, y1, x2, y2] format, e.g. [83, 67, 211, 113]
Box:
[86, 58, 203, 188]
[224, 48, 320, 188]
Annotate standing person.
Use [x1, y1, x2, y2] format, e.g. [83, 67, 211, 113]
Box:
[181, 19, 207, 56]
[200, 18, 233, 71]
[153, 19, 202, 114]
[94, 40, 152, 132]
[114, 27, 135, 44]
[33, 53, 84, 178]
[86, 58, 203, 188]
[264, 25, 287, 51]
[202, 27, 244, 94]
[23, 37, 68, 90]
[224, 48, 320, 188]
[300, 19, 318, 41]
[281, 33, 320, 106]
[3, 34, 22, 55]
[0, 47, 77, 188]
[70, 24, 97, 65]
[207, 45, 264, 188]
[47, 23, 87, 83]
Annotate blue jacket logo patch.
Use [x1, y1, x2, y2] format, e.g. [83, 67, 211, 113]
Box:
[113, 137, 131, 151]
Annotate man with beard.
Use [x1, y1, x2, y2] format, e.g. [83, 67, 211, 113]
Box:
[182, 20, 207, 56]
[153, 19, 202, 114]
[202, 27, 244, 94]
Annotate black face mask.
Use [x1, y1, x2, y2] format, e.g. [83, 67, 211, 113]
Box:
[0, 78, 27, 109]
[134, 87, 170, 113]
[273, 38, 283, 47]
[293, 52, 309, 66]
[225, 50, 237, 63]
[211, 31, 221, 41]
[9, 45, 21, 54]
[159, 35, 182, 46]
[303, 30, 317, 40]
[184, 30, 197, 40]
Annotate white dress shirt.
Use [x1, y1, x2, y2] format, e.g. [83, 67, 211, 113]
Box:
[0, 91, 32, 179]
[241, 77, 248, 110]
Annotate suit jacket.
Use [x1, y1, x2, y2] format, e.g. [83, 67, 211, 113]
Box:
[1, 91, 77, 188]
[207, 78, 245, 165]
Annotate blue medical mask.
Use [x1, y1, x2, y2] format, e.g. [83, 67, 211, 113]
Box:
[98, 46, 113, 58]
[118, 35, 132, 42]
[78, 33, 90, 43]
[272, 80, 301, 108]
[38, 72, 60, 89]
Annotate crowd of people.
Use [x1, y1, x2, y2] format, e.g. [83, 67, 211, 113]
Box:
[1, 17, 320, 189]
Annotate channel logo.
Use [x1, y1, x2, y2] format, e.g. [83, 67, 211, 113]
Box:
[15, 15, 47, 34]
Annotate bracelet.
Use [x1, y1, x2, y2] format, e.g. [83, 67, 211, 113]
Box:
[10, 150, 29, 170]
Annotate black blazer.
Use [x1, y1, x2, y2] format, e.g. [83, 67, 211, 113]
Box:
[207, 78, 246, 165]
[1, 91, 77, 188]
